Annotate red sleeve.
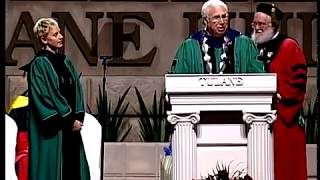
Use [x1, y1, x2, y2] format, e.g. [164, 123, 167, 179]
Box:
[275, 39, 307, 125]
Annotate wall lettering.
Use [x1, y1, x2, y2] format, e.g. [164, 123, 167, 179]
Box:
[5, 11, 317, 67]
[106, 12, 156, 66]
[6, 12, 41, 65]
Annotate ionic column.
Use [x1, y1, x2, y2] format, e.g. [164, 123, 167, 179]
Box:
[167, 113, 200, 180]
[243, 111, 276, 180]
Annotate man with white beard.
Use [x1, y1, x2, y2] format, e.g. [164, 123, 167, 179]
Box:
[251, 3, 308, 180]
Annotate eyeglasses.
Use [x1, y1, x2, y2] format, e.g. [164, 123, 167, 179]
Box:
[251, 21, 271, 28]
[207, 14, 229, 23]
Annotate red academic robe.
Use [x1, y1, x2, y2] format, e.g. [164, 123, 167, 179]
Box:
[269, 38, 307, 180]
[16, 131, 28, 180]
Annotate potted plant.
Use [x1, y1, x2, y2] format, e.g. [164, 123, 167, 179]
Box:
[304, 98, 318, 144]
[133, 86, 171, 142]
[204, 161, 252, 180]
[93, 86, 132, 142]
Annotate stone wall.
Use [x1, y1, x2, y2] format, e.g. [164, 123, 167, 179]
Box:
[5, 0, 318, 141]
[102, 143, 317, 179]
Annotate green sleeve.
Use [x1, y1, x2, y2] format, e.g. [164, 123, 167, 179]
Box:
[234, 35, 265, 73]
[29, 56, 72, 121]
[171, 38, 204, 74]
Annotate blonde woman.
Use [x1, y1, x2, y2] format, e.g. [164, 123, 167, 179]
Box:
[28, 17, 90, 180]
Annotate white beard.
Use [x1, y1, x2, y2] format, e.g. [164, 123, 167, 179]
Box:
[251, 28, 275, 44]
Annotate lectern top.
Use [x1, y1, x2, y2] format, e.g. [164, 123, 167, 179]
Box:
[165, 73, 277, 94]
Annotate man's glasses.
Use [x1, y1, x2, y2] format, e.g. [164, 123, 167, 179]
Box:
[251, 21, 271, 28]
[207, 14, 229, 23]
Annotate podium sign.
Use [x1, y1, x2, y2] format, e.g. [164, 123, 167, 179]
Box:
[165, 73, 276, 93]
[165, 73, 277, 113]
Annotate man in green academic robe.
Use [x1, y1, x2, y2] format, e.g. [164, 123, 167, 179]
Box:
[171, 0, 264, 74]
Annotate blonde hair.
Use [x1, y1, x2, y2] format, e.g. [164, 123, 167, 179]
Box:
[33, 17, 58, 40]
[201, 0, 228, 18]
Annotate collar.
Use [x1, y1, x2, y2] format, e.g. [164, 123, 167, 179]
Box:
[192, 28, 240, 48]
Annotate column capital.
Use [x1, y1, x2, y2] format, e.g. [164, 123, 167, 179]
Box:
[167, 113, 200, 125]
[243, 111, 276, 124]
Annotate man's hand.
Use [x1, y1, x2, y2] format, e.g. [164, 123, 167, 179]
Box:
[277, 93, 282, 100]
[72, 120, 83, 131]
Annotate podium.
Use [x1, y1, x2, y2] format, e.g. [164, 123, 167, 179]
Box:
[165, 73, 277, 180]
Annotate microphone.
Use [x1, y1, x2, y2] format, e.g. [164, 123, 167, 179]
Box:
[99, 56, 112, 60]
[99, 56, 112, 66]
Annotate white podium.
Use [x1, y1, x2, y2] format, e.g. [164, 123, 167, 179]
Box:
[165, 73, 277, 180]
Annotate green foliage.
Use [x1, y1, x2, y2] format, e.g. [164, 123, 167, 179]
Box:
[134, 86, 170, 142]
[304, 98, 318, 144]
[96, 86, 132, 142]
